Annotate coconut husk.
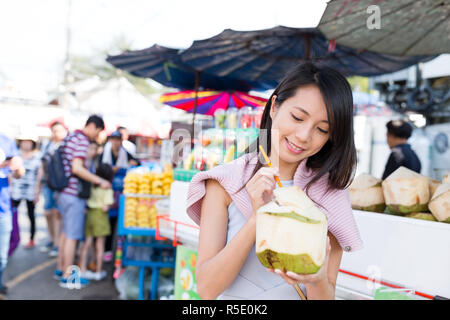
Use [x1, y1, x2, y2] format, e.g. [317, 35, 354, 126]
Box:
[349, 173, 385, 212]
[382, 167, 430, 214]
[429, 183, 450, 223]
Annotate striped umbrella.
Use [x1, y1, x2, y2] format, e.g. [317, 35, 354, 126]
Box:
[159, 90, 267, 116]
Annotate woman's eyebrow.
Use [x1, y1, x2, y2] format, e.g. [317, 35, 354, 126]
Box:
[293, 106, 329, 124]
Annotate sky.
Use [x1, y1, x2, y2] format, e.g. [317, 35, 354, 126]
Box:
[0, 0, 328, 93]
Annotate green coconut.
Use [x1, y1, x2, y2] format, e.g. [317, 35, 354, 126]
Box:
[428, 183, 450, 223]
[405, 212, 437, 222]
[256, 186, 328, 274]
[382, 167, 430, 215]
[349, 173, 385, 213]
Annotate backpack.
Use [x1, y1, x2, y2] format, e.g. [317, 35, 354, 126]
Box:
[46, 140, 70, 191]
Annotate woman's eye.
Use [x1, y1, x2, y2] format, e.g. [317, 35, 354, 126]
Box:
[318, 128, 329, 134]
[291, 114, 302, 122]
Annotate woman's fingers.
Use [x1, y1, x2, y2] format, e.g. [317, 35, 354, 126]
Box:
[274, 269, 297, 285]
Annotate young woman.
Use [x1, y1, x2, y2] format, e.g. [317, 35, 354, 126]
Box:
[11, 135, 42, 249]
[186, 62, 363, 300]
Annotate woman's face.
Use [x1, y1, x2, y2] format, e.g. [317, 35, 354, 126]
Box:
[270, 84, 330, 166]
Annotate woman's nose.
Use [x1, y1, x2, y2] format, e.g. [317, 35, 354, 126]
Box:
[295, 125, 313, 144]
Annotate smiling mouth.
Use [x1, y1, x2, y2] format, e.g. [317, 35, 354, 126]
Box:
[285, 138, 305, 153]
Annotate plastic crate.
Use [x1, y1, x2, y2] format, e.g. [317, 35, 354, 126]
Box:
[173, 169, 200, 182]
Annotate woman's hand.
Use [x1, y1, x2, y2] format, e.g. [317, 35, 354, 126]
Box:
[245, 166, 279, 215]
[267, 236, 332, 285]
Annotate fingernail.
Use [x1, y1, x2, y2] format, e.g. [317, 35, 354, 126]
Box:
[286, 271, 296, 277]
[275, 269, 281, 274]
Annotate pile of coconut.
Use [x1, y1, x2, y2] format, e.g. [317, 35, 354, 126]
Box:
[349, 167, 449, 223]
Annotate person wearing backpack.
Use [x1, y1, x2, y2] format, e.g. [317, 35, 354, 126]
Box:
[53, 115, 111, 289]
[35, 121, 67, 257]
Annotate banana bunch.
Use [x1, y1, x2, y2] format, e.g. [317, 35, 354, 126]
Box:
[138, 173, 152, 195]
[150, 170, 173, 196]
[136, 200, 152, 228]
[149, 205, 158, 228]
[123, 173, 139, 194]
[124, 197, 138, 228]
[125, 199, 159, 229]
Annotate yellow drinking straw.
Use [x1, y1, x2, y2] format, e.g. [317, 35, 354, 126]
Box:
[258, 144, 307, 300]
[258, 145, 283, 188]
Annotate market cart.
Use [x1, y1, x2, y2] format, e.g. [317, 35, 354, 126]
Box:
[117, 193, 176, 300]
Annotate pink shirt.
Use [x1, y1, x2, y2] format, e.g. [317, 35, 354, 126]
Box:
[186, 152, 363, 252]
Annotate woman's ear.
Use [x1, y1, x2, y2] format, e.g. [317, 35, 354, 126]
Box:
[270, 95, 277, 120]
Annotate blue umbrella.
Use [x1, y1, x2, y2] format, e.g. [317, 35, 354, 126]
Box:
[180, 26, 435, 84]
[106, 44, 270, 91]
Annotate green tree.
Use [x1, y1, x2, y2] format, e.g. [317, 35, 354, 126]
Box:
[69, 35, 167, 96]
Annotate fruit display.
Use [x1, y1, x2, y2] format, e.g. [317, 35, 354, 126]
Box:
[349, 173, 385, 213]
[124, 197, 159, 229]
[122, 166, 174, 230]
[253, 106, 264, 128]
[256, 186, 328, 274]
[382, 167, 430, 215]
[238, 107, 253, 128]
[123, 168, 174, 196]
[223, 145, 236, 164]
[428, 183, 450, 223]
[226, 107, 238, 129]
[183, 151, 195, 170]
[124, 197, 138, 228]
[182, 128, 257, 172]
[214, 109, 227, 128]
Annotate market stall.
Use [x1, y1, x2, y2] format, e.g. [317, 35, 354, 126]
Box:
[155, 108, 450, 300]
[158, 179, 450, 300]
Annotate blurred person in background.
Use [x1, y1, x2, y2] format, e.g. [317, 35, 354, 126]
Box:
[101, 130, 139, 174]
[0, 133, 25, 295]
[36, 121, 67, 257]
[382, 120, 421, 180]
[54, 115, 111, 289]
[10, 134, 42, 249]
[117, 126, 136, 157]
[78, 163, 114, 281]
[100, 130, 139, 262]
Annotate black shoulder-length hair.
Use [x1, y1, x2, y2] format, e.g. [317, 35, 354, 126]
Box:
[244, 62, 356, 195]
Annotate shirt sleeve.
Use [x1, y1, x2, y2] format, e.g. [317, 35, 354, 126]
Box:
[321, 188, 364, 253]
